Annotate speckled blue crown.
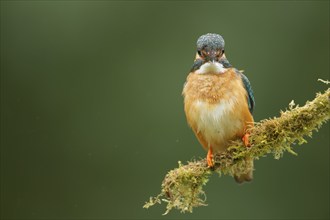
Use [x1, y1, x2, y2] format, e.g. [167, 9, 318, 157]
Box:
[197, 33, 225, 51]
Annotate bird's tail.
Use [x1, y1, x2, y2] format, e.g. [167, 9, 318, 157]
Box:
[234, 157, 254, 184]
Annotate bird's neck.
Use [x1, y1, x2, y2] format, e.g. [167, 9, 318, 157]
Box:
[190, 58, 232, 73]
[195, 62, 226, 74]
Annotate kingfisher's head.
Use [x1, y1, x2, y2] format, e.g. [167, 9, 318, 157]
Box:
[191, 33, 230, 73]
[196, 33, 225, 62]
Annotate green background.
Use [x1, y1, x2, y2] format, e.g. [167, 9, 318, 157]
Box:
[1, 1, 329, 219]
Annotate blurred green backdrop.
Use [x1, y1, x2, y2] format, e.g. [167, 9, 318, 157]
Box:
[1, 1, 329, 219]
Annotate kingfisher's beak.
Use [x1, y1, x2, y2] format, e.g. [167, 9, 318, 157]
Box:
[205, 50, 218, 62]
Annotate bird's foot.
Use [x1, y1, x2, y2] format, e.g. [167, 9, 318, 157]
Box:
[207, 147, 214, 168]
[242, 133, 251, 147]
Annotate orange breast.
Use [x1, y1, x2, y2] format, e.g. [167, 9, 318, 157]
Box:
[182, 68, 253, 153]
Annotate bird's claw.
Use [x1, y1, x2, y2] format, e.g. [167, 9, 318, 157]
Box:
[207, 147, 214, 168]
[242, 133, 251, 147]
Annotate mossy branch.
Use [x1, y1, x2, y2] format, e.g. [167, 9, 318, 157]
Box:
[144, 82, 330, 215]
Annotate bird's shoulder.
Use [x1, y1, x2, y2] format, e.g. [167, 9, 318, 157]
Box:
[234, 70, 255, 113]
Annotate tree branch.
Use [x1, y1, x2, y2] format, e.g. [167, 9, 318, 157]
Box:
[143, 84, 330, 215]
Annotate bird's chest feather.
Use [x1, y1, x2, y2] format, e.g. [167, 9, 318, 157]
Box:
[183, 69, 248, 149]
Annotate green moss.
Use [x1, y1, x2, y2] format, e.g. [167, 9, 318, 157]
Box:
[144, 87, 330, 215]
[143, 160, 211, 215]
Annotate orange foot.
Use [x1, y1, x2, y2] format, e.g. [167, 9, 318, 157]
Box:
[207, 147, 214, 168]
[242, 133, 251, 147]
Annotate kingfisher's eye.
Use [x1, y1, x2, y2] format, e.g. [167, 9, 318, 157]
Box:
[197, 50, 202, 56]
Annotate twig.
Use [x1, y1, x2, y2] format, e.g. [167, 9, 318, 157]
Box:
[143, 85, 330, 215]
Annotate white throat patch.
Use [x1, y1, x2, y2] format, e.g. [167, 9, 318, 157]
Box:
[195, 62, 226, 74]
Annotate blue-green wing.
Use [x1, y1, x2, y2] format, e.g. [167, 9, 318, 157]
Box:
[238, 72, 255, 114]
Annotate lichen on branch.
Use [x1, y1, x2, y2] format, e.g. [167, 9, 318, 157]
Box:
[143, 85, 330, 215]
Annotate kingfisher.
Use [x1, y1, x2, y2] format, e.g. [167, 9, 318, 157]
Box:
[182, 33, 255, 183]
